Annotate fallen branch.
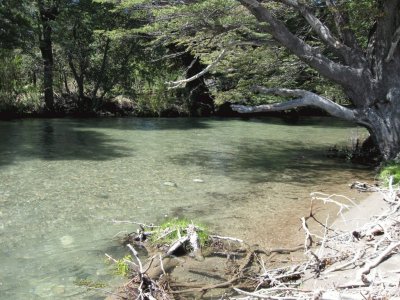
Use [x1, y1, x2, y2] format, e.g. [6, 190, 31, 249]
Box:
[210, 234, 244, 243]
[127, 244, 144, 274]
[358, 241, 400, 278]
[322, 249, 364, 274]
[233, 287, 299, 299]
[166, 236, 189, 255]
[301, 217, 313, 250]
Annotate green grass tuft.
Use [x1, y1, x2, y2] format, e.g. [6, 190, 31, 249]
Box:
[379, 162, 400, 186]
[150, 218, 209, 247]
[113, 254, 133, 276]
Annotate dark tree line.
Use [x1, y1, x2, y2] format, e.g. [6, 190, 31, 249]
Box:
[2, 0, 400, 160]
[0, 0, 207, 116]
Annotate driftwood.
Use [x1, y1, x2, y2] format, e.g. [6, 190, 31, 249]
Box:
[105, 178, 400, 300]
[226, 182, 399, 300]
[105, 223, 306, 299]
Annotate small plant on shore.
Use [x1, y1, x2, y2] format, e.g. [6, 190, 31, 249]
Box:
[379, 162, 400, 186]
[150, 218, 209, 247]
[114, 254, 133, 276]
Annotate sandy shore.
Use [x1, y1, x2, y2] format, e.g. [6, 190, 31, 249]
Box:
[333, 192, 390, 231]
[302, 191, 400, 298]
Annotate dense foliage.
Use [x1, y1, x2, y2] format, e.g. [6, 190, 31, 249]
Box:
[0, 0, 188, 116]
[0, 0, 356, 116]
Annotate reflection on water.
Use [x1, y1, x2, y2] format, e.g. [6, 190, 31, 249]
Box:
[0, 117, 371, 299]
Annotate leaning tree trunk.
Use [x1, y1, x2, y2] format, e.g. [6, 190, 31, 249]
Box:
[360, 92, 400, 161]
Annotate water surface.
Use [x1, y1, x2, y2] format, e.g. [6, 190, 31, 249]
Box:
[0, 117, 371, 299]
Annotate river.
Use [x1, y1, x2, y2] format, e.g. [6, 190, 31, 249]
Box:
[0, 117, 372, 299]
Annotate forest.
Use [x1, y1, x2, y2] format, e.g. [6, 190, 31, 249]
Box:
[1, 0, 353, 116]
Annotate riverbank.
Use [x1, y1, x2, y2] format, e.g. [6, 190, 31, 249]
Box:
[103, 184, 400, 299]
[299, 189, 400, 299]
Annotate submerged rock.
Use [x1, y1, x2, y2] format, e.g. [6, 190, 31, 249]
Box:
[52, 285, 65, 295]
[60, 235, 74, 247]
[163, 181, 177, 187]
[34, 283, 65, 297]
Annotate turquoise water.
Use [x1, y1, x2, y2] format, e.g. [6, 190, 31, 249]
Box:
[0, 117, 371, 299]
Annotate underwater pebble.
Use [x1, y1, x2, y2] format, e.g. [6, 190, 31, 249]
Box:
[60, 235, 74, 247]
[97, 193, 109, 199]
[34, 282, 53, 297]
[193, 179, 204, 183]
[163, 181, 177, 187]
[96, 269, 108, 276]
[52, 285, 65, 295]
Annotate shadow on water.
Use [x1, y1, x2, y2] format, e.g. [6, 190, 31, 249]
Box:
[168, 139, 368, 184]
[212, 116, 361, 129]
[0, 119, 133, 166]
[0, 117, 212, 167]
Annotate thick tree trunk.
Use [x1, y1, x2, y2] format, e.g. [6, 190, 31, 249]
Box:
[360, 94, 400, 160]
[37, 0, 59, 113]
[371, 124, 400, 161]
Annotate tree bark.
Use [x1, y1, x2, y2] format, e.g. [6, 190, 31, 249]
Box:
[39, 19, 55, 112]
[37, 0, 59, 113]
[356, 91, 400, 160]
[170, 46, 215, 116]
[67, 54, 86, 109]
[92, 38, 111, 108]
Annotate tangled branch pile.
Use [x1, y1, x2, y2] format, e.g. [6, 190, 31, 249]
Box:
[104, 181, 400, 300]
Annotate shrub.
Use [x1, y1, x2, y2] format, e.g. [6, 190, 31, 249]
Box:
[379, 162, 400, 186]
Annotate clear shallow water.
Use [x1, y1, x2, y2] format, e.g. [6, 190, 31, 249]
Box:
[0, 117, 371, 299]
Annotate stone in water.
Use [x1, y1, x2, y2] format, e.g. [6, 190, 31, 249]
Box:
[163, 181, 177, 187]
[60, 235, 74, 247]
